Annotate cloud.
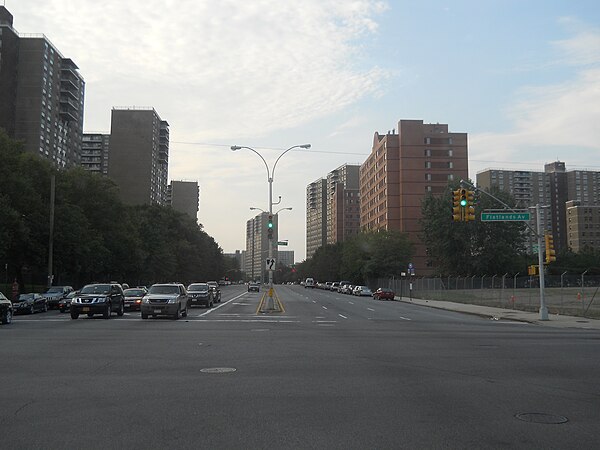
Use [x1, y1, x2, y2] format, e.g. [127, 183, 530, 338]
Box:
[469, 26, 600, 174]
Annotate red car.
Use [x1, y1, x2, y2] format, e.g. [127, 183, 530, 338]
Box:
[373, 288, 395, 300]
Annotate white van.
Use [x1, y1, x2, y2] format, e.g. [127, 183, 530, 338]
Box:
[304, 278, 315, 288]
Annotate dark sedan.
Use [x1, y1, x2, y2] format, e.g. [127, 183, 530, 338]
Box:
[59, 291, 79, 313]
[13, 293, 48, 314]
[373, 287, 396, 301]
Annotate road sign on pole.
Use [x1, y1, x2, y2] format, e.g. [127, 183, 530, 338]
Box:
[277, 241, 288, 246]
[481, 212, 530, 221]
[265, 258, 276, 271]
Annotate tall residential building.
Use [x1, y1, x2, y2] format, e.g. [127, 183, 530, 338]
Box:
[277, 250, 295, 268]
[306, 178, 327, 259]
[81, 133, 110, 175]
[360, 120, 468, 274]
[306, 165, 361, 259]
[566, 201, 600, 253]
[107, 108, 169, 206]
[477, 162, 600, 254]
[245, 212, 278, 282]
[0, 6, 85, 168]
[167, 180, 200, 221]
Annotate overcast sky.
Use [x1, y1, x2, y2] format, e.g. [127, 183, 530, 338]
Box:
[8, 0, 600, 261]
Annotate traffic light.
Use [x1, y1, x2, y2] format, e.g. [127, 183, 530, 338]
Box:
[545, 232, 556, 263]
[459, 188, 468, 207]
[452, 189, 463, 222]
[528, 265, 539, 276]
[464, 190, 476, 222]
[267, 215, 273, 240]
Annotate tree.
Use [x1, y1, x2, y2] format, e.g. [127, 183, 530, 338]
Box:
[420, 183, 527, 275]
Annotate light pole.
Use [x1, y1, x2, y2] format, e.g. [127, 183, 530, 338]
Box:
[232, 144, 310, 299]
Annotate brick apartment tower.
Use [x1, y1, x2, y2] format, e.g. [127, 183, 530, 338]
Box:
[360, 120, 468, 275]
[0, 6, 85, 168]
[107, 108, 169, 206]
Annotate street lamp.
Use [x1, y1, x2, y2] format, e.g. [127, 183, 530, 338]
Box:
[232, 144, 310, 297]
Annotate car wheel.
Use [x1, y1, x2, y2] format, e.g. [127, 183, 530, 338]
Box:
[43, 302, 48, 312]
[117, 301, 124, 317]
[141, 312, 148, 319]
[103, 304, 111, 319]
[182, 304, 188, 317]
[59, 307, 64, 313]
[172, 307, 180, 320]
[70, 311, 79, 320]
[1, 309, 12, 324]
[29, 305, 35, 315]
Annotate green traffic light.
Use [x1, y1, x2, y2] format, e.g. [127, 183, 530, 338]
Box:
[268, 223, 273, 228]
[460, 199, 467, 207]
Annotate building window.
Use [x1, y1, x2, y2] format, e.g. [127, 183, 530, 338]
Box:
[425, 149, 431, 157]
[448, 162, 454, 169]
[448, 149, 453, 157]
[425, 161, 431, 169]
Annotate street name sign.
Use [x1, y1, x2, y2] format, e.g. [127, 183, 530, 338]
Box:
[277, 241, 288, 246]
[481, 212, 530, 221]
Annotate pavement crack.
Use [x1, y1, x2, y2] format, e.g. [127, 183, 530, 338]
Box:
[13, 400, 35, 417]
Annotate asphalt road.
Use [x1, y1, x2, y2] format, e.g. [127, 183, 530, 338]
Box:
[1, 285, 599, 449]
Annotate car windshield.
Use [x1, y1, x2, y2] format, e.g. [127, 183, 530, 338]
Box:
[18, 294, 34, 301]
[46, 287, 63, 294]
[149, 285, 180, 295]
[188, 284, 209, 292]
[80, 284, 111, 294]
[124, 289, 145, 296]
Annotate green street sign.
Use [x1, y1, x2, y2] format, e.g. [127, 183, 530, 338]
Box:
[277, 241, 288, 246]
[481, 212, 530, 221]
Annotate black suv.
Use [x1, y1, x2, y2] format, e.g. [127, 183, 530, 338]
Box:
[70, 283, 125, 319]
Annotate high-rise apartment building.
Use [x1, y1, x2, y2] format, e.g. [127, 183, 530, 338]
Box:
[245, 212, 278, 282]
[0, 6, 85, 168]
[566, 201, 600, 253]
[81, 133, 110, 175]
[360, 120, 468, 274]
[277, 250, 295, 268]
[477, 162, 600, 254]
[107, 108, 169, 206]
[306, 178, 327, 259]
[306, 165, 361, 259]
[167, 180, 200, 221]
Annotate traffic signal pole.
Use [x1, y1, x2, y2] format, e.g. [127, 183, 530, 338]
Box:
[460, 180, 549, 321]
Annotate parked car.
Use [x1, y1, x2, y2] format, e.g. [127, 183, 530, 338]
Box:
[373, 287, 396, 301]
[353, 286, 373, 296]
[337, 281, 351, 293]
[187, 283, 214, 308]
[141, 283, 188, 320]
[43, 286, 74, 309]
[248, 282, 260, 292]
[123, 287, 147, 311]
[342, 284, 355, 295]
[13, 293, 48, 314]
[304, 278, 315, 288]
[207, 281, 222, 303]
[59, 290, 79, 313]
[1, 292, 13, 324]
[70, 283, 125, 320]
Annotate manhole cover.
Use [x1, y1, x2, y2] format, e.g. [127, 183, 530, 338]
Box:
[200, 367, 236, 374]
[515, 413, 568, 424]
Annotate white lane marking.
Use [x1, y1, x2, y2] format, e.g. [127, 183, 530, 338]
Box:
[313, 320, 337, 323]
[198, 292, 248, 317]
[318, 324, 335, 327]
[348, 301, 354, 305]
[399, 316, 411, 321]
[338, 314, 347, 319]
[315, 316, 326, 319]
[312, 300, 317, 303]
[322, 306, 328, 310]
[367, 308, 375, 311]
[232, 302, 253, 305]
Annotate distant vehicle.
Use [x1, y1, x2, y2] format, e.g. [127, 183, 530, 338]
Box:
[304, 278, 315, 288]
[123, 287, 147, 311]
[43, 286, 74, 309]
[59, 291, 79, 313]
[331, 282, 340, 291]
[207, 281, 221, 303]
[337, 281, 351, 293]
[187, 283, 214, 308]
[70, 283, 124, 320]
[1, 292, 13, 324]
[248, 282, 260, 292]
[373, 288, 395, 301]
[342, 284, 355, 295]
[141, 283, 188, 320]
[13, 293, 48, 314]
[353, 286, 373, 297]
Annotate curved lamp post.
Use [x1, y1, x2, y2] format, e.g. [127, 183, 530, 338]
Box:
[232, 144, 310, 293]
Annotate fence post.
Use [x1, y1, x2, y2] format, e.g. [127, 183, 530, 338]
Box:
[560, 271, 567, 311]
[471, 275, 476, 290]
[513, 272, 519, 309]
[502, 273, 508, 305]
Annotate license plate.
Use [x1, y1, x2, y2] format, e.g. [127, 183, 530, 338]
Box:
[82, 307, 90, 312]
[154, 309, 162, 313]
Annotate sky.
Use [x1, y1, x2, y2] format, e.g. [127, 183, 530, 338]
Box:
[7, 0, 600, 261]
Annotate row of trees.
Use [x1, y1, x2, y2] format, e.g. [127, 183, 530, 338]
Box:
[296, 181, 599, 282]
[0, 131, 226, 291]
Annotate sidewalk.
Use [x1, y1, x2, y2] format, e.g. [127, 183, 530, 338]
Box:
[397, 296, 600, 330]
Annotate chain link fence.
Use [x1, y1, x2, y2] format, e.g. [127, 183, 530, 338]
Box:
[372, 274, 600, 319]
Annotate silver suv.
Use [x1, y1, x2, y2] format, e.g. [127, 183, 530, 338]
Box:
[141, 283, 188, 320]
